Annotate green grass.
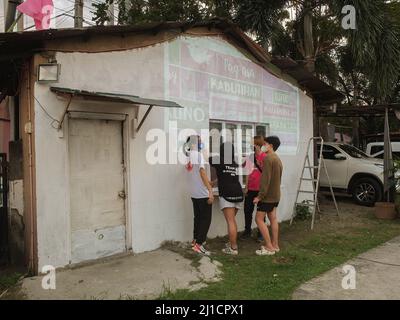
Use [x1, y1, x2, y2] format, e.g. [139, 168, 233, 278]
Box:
[161, 198, 400, 300]
[0, 272, 23, 294]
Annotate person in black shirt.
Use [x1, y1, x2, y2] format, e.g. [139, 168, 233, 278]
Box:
[210, 142, 244, 255]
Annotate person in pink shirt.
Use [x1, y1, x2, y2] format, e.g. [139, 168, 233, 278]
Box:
[241, 136, 266, 240]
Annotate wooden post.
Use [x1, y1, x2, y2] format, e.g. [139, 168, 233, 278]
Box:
[383, 107, 394, 202]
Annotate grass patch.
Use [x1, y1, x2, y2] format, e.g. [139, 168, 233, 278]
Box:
[0, 272, 23, 294]
[162, 241, 203, 269]
[161, 198, 400, 300]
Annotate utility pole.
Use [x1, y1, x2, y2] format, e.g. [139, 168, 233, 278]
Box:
[74, 0, 83, 28]
[5, 0, 22, 32]
[2, 0, 6, 31]
[108, 1, 114, 25]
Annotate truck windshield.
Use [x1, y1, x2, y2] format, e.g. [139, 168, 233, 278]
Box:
[339, 144, 370, 159]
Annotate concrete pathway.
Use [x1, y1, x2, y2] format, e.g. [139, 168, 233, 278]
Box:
[293, 236, 400, 300]
[15, 249, 222, 300]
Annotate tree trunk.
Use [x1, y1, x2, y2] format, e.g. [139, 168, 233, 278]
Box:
[303, 1, 315, 73]
[352, 118, 360, 148]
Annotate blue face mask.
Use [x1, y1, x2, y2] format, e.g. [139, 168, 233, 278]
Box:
[198, 142, 204, 151]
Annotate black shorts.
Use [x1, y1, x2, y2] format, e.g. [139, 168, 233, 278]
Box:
[257, 202, 279, 214]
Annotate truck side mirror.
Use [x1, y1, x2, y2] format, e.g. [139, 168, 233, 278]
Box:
[334, 154, 346, 161]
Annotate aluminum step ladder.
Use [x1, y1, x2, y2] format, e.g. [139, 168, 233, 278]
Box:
[290, 137, 339, 230]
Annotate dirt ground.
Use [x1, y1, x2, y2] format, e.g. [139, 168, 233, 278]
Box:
[2, 249, 222, 300]
[1, 193, 399, 300]
[199, 193, 385, 255]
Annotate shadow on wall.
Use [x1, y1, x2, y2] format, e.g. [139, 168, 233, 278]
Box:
[9, 208, 25, 265]
[8, 141, 25, 267]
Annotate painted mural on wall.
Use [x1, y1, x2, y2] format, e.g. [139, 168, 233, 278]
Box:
[165, 36, 300, 155]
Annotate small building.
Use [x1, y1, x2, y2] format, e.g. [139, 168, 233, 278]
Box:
[0, 19, 343, 274]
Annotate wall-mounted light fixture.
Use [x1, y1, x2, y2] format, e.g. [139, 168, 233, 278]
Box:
[37, 63, 60, 83]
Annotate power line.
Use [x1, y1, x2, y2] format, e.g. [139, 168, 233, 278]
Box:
[83, 15, 95, 23]
[59, 13, 95, 26]
[63, 0, 117, 23]
[64, 0, 96, 12]
[14, 6, 73, 30]
[90, 0, 117, 20]
[23, 9, 74, 30]
[55, 9, 74, 27]
[55, 4, 76, 10]
[56, 15, 69, 27]
[54, 6, 76, 14]
[33, 95, 61, 129]
[64, 0, 103, 25]
[20, 2, 100, 30]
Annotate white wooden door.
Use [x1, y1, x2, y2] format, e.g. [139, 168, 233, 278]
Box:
[69, 118, 126, 263]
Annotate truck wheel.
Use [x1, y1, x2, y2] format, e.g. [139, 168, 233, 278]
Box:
[351, 177, 382, 206]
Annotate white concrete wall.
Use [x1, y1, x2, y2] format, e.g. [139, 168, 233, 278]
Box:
[33, 37, 314, 270]
[9, 180, 24, 216]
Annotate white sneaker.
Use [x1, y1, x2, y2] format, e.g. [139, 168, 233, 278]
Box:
[192, 243, 211, 256]
[222, 246, 238, 255]
[199, 244, 211, 256]
[256, 246, 275, 256]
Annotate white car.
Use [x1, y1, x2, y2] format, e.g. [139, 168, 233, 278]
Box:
[365, 142, 400, 193]
[318, 143, 384, 206]
[365, 142, 400, 159]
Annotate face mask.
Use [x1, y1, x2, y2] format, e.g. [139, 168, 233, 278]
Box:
[261, 145, 268, 153]
[198, 142, 204, 151]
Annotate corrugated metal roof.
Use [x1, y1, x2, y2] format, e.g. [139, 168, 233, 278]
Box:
[50, 86, 183, 108]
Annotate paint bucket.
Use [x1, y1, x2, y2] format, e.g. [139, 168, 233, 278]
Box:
[374, 202, 398, 220]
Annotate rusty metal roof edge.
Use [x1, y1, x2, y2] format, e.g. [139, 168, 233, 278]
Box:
[50, 86, 183, 108]
[0, 19, 230, 42]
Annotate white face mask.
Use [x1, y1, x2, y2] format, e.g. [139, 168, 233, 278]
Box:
[261, 145, 268, 153]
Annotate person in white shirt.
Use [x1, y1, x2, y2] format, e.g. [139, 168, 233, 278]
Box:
[185, 135, 214, 255]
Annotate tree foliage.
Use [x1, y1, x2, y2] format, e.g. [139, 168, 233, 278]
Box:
[92, 0, 400, 106]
